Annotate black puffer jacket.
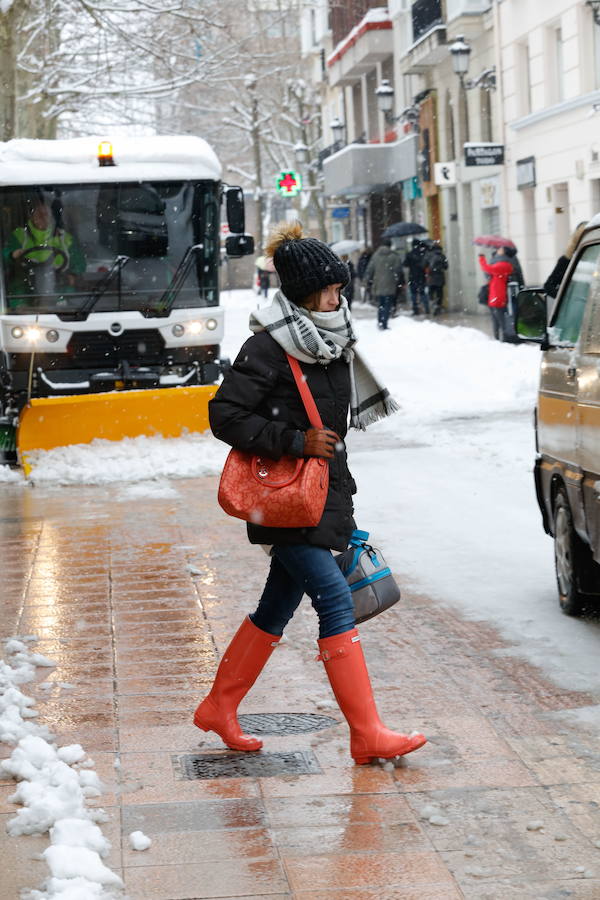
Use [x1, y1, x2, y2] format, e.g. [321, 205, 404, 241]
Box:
[209, 331, 356, 551]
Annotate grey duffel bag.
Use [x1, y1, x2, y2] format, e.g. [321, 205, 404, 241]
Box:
[335, 530, 401, 624]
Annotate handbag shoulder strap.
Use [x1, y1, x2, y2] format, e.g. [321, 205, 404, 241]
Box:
[285, 353, 324, 429]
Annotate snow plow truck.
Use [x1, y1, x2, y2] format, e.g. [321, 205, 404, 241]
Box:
[0, 135, 254, 473]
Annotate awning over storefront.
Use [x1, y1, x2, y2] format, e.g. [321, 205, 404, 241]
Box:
[323, 134, 419, 197]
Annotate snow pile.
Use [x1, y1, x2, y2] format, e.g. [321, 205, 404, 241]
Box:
[0, 639, 124, 899]
[0, 463, 22, 483]
[128, 830, 152, 851]
[354, 315, 540, 428]
[25, 432, 227, 486]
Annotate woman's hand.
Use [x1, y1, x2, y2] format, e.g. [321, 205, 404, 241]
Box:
[303, 427, 341, 459]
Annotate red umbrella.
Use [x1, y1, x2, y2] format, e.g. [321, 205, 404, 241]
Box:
[473, 235, 516, 250]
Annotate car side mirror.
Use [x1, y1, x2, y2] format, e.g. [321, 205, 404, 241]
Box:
[225, 187, 245, 234]
[515, 288, 548, 344]
[225, 233, 255, 258]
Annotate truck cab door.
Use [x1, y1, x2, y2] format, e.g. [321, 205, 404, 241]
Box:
[573, 243, 600, 559]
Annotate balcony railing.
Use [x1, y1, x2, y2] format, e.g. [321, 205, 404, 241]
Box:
[412, 0, 443, 43]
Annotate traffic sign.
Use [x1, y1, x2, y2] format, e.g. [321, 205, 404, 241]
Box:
[434, 162, 457, 186]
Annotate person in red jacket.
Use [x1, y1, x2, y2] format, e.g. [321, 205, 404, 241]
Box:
[478, 248, 514, 341]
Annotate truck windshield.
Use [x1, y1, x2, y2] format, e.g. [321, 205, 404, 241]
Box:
[0, 181, 220, 316]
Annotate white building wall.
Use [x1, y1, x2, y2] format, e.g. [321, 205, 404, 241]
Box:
[500, 0, 600, 286]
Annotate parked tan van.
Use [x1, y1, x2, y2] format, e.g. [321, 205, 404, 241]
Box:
[516, 218, 600, 615]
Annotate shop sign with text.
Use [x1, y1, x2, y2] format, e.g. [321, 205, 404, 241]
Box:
[464, 143, 504, 167]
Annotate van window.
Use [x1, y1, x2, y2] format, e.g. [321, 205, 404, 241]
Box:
[549, 244, 600, 346]
[580, 247, 600, 354]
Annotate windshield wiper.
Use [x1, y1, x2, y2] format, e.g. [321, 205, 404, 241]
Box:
[77, 254, 130, 319]
[153, 244, 202, 317]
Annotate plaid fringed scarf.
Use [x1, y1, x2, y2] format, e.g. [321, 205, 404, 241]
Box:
[249, 290, 399, 430]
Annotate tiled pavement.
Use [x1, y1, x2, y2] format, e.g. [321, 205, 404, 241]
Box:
[1, 477, 600, 899]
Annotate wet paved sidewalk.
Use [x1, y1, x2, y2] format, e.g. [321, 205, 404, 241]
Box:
[2, 477, 600, 899]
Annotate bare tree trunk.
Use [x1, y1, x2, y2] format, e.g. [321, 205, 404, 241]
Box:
[0, 7, 18, 141]
[250, 91, 264, 250]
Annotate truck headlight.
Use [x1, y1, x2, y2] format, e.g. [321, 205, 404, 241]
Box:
[24, 327, 41, 343]
[46, 329, 59, 343]
[206, 318, 218, 331]
[11, 326, 23, 339]
[171, 324, 185, 337]
[186, 320, 203, 334]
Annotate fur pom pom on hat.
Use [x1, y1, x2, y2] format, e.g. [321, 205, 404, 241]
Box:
[265, 221, 349, 304]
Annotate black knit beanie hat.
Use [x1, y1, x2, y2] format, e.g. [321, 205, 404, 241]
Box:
[265, 221, 349, 304]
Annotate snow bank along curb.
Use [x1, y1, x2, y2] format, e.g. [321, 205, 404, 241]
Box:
[0, 432, 228, 487]
[0, 637, 128, 899]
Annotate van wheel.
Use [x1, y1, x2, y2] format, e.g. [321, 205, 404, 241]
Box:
[553, 489, 598, 616]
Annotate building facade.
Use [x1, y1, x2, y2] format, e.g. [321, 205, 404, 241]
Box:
[300, 0, 600, 308]
[500, 0, 600, 285]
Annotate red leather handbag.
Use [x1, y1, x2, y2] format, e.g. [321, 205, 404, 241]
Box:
[218, 354, 329, 528]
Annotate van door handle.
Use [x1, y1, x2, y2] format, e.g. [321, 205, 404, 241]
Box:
[567, 366, 577, 378]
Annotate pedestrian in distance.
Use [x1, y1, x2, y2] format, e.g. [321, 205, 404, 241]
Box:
[502, 245, 524, 289]
[257, 267, 270, 298]
[194, 220, 426, 766]
[478, 247, 513, 341]
[356, 245, 373, 303]
[364, 237, 405, 329]
[341, 254, 355, 309]
[493, 245, 523, 342]
[543, 221, 588, 298]
[403, 238, 429, 316]
[425, 241, 447, 316]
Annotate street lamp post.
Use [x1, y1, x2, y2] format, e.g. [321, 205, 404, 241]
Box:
[330, 117, 345, 146]
[449, 35, 471, 143]
[294, 141, 309, 165]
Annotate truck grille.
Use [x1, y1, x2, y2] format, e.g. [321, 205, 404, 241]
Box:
[67, 329, 165, 367]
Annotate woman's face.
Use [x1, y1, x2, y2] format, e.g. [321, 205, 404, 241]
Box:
[317, 283, 343, 312]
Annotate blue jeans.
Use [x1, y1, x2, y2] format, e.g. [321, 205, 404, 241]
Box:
[377, 295, 395, 329]
[409, 282, 429, 314]
[250, 544, 355, 639]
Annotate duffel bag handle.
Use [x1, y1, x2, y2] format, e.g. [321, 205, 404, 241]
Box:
[349, 529, 369, 547]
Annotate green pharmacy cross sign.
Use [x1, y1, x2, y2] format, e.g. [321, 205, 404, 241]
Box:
[276, 170, 302, 197]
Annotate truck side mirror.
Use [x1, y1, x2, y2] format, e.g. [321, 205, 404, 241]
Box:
[225, 233, 255, 258]
[515, 288, 548, 343]
[226, 187, 245, 234]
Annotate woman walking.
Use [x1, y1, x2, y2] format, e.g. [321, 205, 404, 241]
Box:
[193, 222, 426, 766]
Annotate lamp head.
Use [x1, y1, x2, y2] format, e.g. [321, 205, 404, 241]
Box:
[449, 34, 471, 76]
[375, 79, 394, 114]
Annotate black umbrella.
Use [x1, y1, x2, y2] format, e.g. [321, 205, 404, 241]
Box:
[382, 222, 428, 238]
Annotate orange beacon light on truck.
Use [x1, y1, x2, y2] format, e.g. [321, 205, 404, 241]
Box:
[98, 141, 115, 167]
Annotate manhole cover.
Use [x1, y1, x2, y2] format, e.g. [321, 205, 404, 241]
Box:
[175, 750, 322, 780]
[237, 712, 338, 735]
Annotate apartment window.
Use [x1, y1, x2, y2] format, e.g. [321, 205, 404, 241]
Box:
[554, 27, 565, 103]
[310, 9, 317, 46]
[517, 41, 532, 116]
[445, 91, 456, 160]
[594, 21, 600, 89]
[412, 0, 442, 43]
[480, 89, 492, 142]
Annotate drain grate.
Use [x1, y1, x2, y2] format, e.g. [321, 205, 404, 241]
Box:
[237, 712, 338, 735]
[176, 750, 322, 780]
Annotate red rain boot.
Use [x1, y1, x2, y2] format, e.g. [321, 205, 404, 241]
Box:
[193, 616, 281, 751]
[317, 628, 426, 765]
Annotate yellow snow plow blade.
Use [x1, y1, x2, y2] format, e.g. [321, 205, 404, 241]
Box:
[17, 385, 217, 476]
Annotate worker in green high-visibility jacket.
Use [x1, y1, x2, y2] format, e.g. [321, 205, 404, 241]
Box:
[3, 196, 86, 306]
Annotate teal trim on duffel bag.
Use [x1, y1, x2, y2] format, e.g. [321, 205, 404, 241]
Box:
[349, 529, 369, 546]
[348, 567, 392, 593]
